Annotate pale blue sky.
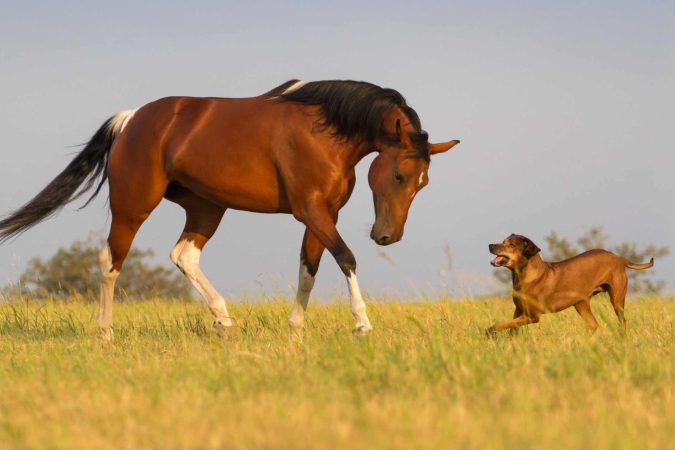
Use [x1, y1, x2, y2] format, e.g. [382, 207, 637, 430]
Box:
[1, 1, 673, 298]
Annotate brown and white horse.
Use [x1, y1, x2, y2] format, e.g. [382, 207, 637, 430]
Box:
[0, 80, 459, 337]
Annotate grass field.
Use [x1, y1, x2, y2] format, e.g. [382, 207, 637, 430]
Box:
[1, 293, 674, 449]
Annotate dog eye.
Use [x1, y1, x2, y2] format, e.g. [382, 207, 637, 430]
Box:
[394, 172, 404, 184]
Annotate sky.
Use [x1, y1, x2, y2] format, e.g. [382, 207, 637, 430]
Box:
[0, 0, 673, 300]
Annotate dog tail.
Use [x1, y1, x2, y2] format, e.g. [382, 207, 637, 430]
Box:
[625, 258, 654, 270]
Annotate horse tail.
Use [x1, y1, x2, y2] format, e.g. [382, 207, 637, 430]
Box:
[625, 258, 654, 270]
[0, 109, 137, 244]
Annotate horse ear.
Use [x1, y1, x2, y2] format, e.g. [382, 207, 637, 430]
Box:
[396, 119, 412, 147]
[429, 140, 460, 155]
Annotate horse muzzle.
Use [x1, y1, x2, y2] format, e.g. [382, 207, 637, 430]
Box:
[370, 223, 402, 246]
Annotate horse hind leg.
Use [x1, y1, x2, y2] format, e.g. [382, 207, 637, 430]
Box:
[98, 241, 118, 337]
[99, 159, 167, 338]
[99, 201, 164, 338]
[166, 187, 230, 333]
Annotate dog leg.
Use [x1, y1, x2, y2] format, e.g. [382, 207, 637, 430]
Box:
[574, 301, 599, 332]
[608, 284, 628, 334]
[508, 305, 524, 336]
[486, 314, 539, 337]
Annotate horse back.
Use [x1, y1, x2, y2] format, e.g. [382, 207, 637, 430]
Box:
[111, 95, 339, 213]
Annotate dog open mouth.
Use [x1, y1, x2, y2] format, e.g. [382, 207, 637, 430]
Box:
[490, 255, 509, 267]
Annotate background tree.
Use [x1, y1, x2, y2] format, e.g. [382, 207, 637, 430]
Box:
[17, 235, 191, 299]
[494, 226, 669, 294]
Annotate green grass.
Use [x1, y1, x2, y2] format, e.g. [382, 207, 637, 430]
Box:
[0, 294, 674, 449]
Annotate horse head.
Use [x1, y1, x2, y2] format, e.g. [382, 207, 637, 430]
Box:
[368, 110, 459, 246]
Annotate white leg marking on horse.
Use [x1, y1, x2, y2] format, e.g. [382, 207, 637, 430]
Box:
[346, 271, 373, 333]
[289, 261, 316, 332]
[282, 80, 307, 95]
[98, 242, 119, 333]
[172, 239, 233, 327]
[169, 239, 186, 266]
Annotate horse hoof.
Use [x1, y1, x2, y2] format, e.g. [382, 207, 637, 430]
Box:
[352, 325, 373, 337]
[213, 319, 235, 339]
[99, 328, 114, 343]
[289, 326, 305, 343]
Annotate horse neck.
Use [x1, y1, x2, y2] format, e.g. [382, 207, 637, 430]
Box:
[345, 142, 377, 168]
[344, 108, 408, 167]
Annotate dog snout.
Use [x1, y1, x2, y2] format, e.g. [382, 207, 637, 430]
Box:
[489, 244, 495, 253]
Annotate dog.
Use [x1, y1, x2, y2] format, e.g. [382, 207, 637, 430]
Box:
[486, 234, 653, 336]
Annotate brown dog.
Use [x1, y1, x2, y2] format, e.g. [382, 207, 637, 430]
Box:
[486, 234, 653, 336]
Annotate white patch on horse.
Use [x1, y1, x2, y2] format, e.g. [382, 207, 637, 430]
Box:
[346, 271, 373, 333]
[171, 239, 233, 328]
[282, 80, 307, 95]
[418, 171, 425, 186]
[106, 108, 139, 135]
[119, 108, 138, 133]
[289, 261, 316, 333]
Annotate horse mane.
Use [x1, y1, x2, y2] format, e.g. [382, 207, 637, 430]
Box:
[268, 80, 430, 160]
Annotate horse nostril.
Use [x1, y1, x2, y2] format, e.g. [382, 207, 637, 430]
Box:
[378, 236, 390, 245]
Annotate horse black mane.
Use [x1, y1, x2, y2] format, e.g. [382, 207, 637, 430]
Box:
[268, 80, 430, 160]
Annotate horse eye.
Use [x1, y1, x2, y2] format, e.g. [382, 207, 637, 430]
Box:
[394, 172, 404, 184]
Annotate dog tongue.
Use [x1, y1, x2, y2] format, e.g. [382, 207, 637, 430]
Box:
[491, 256, 507, 265]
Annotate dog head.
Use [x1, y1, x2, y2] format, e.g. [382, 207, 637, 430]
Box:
[489, 234, 541, 270]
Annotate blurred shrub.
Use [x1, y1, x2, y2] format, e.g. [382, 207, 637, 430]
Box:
[15, 234, 191, 300]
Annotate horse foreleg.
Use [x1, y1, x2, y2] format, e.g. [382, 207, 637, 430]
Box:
[345, 269, 372, 335]
[298, 203, 372, 335]
[289, 214, 336, 340]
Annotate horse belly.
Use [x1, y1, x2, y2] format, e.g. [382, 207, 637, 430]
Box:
[173, 155, 290, 213]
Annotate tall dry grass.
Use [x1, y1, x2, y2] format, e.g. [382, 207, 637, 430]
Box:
[0, 294, 674, 449]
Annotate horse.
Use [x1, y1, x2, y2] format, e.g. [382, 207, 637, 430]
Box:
[0, 79, 459, 338]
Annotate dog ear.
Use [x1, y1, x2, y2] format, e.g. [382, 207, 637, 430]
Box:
[522, 238, 541, 258]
